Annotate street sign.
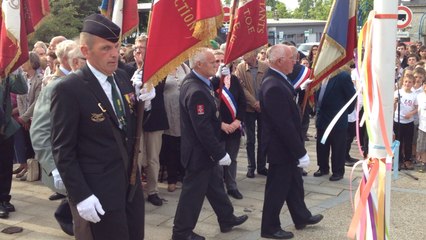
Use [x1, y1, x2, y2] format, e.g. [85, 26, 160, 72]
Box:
[223, 6, 231, 23]
[397, 5, 413, 29]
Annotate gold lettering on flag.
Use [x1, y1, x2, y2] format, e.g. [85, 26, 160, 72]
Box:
[229, 0, 266, 44]
[175, 0, 196, 31]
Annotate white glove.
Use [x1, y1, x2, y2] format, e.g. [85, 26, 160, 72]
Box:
[51, 168, 65, 191]
[215, 63, 230, 78]
[218, 153, 231, 166]
[138, 84, 156, 102]
[221, 66, 230, 76]
[300, 79, 313, 90]
[76, 194, 105, 223]
[144, 100, 152, 111]
[131, 70, 143, 98]
[297, 153, 310, 168]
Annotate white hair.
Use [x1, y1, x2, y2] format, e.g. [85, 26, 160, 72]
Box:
[55, 40, 77, 63]
[67, 46, 83, 67]
[266, 44, 286, 63]
[189, 47, 214, 69]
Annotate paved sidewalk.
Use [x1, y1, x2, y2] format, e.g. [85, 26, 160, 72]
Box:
[1, 128, 426, 239]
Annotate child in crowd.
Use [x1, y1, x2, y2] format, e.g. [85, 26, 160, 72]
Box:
[416, 76, 426, 167]
[394, 74, 418, 170]
[412, 68, 426, 162]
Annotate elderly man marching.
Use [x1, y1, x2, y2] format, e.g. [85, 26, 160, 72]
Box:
[172, 47, 248, 240]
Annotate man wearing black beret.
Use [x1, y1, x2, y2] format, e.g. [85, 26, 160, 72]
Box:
[50, 14, 144, 239]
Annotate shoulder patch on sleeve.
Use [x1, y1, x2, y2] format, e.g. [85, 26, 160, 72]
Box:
[196, 104, 205, 115]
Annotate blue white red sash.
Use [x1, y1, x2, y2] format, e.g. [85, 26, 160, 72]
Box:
[292, 65, 311, 89]
[220, 86, 237, 120]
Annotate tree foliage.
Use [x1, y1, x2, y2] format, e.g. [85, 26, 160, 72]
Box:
[32, 0, 99, 45]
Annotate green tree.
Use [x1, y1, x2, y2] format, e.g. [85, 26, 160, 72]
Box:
[292, 0, 332, 20]
[32, 0, 84, 44]
[267, 2, 291, 19]
[293, 0, 315, 19]
[358, 0, 373, 26]
[308, 0, 332, 20]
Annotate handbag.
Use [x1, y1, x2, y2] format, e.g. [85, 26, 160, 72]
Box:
[26, 158, 40, 182]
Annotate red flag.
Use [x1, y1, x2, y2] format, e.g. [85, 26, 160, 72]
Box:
[27, 0, 50, 28]
[143, 0, 223, 85]
[223, 0, 268, 64]
[112, 0, 139, 38]
[0, 0, 50, 77]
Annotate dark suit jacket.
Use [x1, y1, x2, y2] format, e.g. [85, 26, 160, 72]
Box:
[315, 71, 355, 130]
[179, 71, 226, 171]
[51, 65, 139, 211]
[259, 68, 306, 165]
[142, 80, 169, 132]
[211, 75, 246, 140]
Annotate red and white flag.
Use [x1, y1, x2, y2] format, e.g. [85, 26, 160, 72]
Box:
[112, 0, 139, 38]
[143, 0, 223, 85]
[0, 0, 50, 77]
[224, 0, 268, 64]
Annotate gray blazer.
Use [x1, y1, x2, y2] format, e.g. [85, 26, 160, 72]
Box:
[17, 70, 43, 122]
[30, 75, 66, 194]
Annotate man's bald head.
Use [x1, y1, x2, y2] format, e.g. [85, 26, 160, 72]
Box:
[48, 36, 67, 54]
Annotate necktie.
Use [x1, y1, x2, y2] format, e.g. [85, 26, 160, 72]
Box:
[106, 76, 126, 130]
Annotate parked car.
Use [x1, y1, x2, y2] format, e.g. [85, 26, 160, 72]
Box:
[297, 42, 320, 56]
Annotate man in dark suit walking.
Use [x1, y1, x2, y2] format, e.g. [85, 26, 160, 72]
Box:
[50, 14, 144, 239]
[172, 47, 248, 240]
[313, 67, 355, 181]
[260, 44, 323, 239]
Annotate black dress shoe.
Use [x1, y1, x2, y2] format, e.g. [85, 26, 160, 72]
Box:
[313, 169, 329, 177]
[345, 157, 358, 166]
[246, 170, 255, 178]
[49, 192, 66, 201]
[329, 174, 343, 181]
[147, 193, 163, 206]
[2, 202, 15, 212]
[295, 214, 324, 230]
[0, 204, 9, 219]
[261, 229, 294, 239]
[227, 189, 243, 199]
[257, 168, 268, 176]
[172, 231, 205, 240]
[302, 169, 308, 176]
[220, 214, 248, 232]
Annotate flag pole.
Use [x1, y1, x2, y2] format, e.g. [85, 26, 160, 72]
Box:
[371, 0, 398, 237]
[129, 0, 155, 200]
[218, 0, 239, 100]
[370, 0, 397, 159]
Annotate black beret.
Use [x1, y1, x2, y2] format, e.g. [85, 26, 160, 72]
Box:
[82, 14, 121, 43]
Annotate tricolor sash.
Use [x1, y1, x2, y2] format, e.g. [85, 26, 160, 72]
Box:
[219, 86, 237, 120]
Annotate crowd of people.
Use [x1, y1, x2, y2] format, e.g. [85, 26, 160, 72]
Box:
[2, 12, 424, 240]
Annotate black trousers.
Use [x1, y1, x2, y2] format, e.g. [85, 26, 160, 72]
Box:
[316, 128, 347, 176]
[89, 185, 145, 240]
[0, 136, 14, 202]
[261, 163, 311, 233]
[173, 165, 234, 238]
[161, 135, 184, 184]
[346, 121, 356, 160]
[394, 121, 414, 163]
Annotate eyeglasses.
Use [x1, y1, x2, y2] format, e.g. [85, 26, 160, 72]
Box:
[215, 59, 224, 63]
